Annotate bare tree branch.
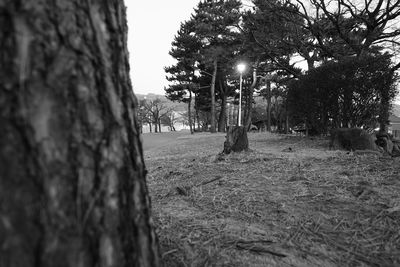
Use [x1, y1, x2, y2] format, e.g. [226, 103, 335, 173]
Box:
[250, 31, 300, 78]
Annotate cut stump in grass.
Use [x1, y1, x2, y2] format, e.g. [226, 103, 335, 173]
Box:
[376, 131, 394, 155]
[222, 126, 249, 154]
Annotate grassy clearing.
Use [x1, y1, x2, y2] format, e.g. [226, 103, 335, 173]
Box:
[144, 132, 400, 267]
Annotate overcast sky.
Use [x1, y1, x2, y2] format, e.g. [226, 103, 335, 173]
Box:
[126, 1, 200, 96]
[126, 1, 400, 103]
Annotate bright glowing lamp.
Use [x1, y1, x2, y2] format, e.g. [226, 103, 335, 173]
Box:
[237, 63, 246, 73]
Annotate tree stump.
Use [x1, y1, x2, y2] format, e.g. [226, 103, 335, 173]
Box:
[392, 140, 400, 157]
[376, 134, 394, 155]
[223, 126, 249, 154]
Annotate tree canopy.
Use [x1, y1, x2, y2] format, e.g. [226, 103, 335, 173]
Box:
[164, 0, 400, 134]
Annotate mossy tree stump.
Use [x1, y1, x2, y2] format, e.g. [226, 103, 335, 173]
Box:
[223, 126, 249, 154]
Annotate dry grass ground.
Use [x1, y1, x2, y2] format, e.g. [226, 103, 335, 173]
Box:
[143, 132, 400, 267]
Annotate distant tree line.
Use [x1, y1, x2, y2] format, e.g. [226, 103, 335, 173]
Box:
[165, 0, 400, 135]
[137, 97, 193, 133]
[138, 98, 172, 133]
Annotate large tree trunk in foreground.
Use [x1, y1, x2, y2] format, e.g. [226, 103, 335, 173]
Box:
[222, 126, 249, 154]
[0, 1, 160, 267]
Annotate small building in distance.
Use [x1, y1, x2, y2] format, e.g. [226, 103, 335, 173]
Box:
[389, 114, 400, 139]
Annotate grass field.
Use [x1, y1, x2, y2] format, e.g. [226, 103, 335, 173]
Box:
[143, 132, 400, 267]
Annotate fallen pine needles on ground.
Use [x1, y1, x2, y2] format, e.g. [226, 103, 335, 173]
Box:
[144, 132, 400, 267]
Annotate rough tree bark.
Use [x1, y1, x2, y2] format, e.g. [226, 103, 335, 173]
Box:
[222, 126, 249, 154]
[0, 1, 160, 267]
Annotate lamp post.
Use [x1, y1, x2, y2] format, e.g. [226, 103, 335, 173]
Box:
[227, 102, 231, 126]
[237, 63, 246, 126]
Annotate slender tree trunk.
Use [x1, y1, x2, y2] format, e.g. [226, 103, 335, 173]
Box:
[379, 86, 390, 132]
[266, 79, 272, 132]
[307, 58, 315, 71]
[154, 112, 158, 133]
[342, 88, 353, 128]
[218, 94, 227, 132]
[244, 69, 258, 130]
[188, 91, 193, 134]
[194, 92, 199, 131]
[149, 121, 153, 133]
[210, 59, 217, 133]
[197, 111, 201, 131]
[192, 112, 196, 131]
[0, 1, 160, 266]
[217, 80, 227, 132]
[283, 99, 289, 134]
[194, 90, 199, 131]
[285, 113, 289, 134]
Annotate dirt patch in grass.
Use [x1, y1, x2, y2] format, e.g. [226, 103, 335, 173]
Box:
[144, 132, 400, 266]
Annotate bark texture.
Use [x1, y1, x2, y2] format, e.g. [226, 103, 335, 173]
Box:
[222, 126, 249, 154]
[0, 1, 160, 266]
